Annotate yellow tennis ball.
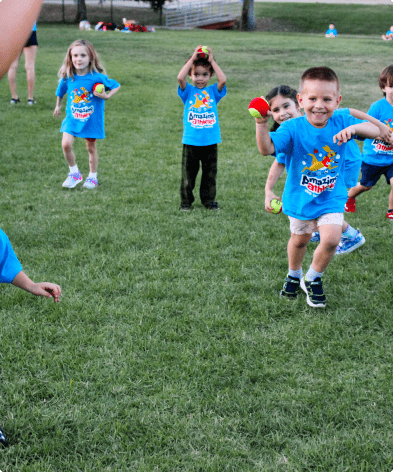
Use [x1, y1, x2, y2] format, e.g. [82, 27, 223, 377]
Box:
[93, 83, 104, 94]
[270, 199, 282, 214]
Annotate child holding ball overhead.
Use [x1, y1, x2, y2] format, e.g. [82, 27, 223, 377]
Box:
[254, 68, 393, 308]
[54, 39, 120, 189]
[177, 45, 227, 210]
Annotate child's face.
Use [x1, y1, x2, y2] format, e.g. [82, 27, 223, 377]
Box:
[297, 79, 341, 128]
[190, 65, 212, 89]
[269, 94, 301, 125]
[383, 85, 393, 104]
[329, 24, 335, 30]
[71, 45, 90, 75]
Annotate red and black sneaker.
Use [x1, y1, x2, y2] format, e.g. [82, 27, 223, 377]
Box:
[345, 197, 356, 213]
[387, 210, 393, 220]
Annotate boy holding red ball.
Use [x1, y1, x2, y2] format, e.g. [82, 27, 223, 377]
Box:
[177, 45, 226, 210]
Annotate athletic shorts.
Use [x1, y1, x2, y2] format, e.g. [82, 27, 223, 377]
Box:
[25, 31, 38, 48]
[360, 161, 393, 187]
[288, 212, 344, 235]
[85, 138, 96, 143]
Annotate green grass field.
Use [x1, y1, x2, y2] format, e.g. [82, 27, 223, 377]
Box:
[1, 19, 393, 472]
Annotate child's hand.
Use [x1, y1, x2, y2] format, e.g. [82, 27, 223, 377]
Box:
[255, 110, 272, 124]
[265, 192, 281, 213]
[333, 125, 356, 145]
[93, 89, 109, 100]
[31, 282, 62, 302]
[206, 46, 214, 63]
[377, 124, 393, 144]
[53, 106, 61, 117]
[193, 45, 203, 60]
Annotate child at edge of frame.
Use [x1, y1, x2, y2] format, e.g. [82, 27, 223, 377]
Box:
[253, 66, 393, 308]
[54, 39, 120, 190]
[177, 45, 227, 211]
[346, 64, 393, 220]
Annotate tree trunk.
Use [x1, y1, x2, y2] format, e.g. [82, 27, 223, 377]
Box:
[241, 0, 254, 31]
[75, 0, 87, 23]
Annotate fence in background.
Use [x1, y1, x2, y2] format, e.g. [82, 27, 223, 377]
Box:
[163, 0, 241, 29]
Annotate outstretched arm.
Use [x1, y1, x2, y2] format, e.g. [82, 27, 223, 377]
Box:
[333, 122, 381, 145]
[348, 107, 393, 143]
[255, 108, 275, 156]
[93, 85, 121, 100]
[0, 0, 43, 79]
[12, 271, 61, 302]
[265, 160, 285, 213]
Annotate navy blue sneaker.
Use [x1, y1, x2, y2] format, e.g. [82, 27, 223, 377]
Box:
[0, 424, 8, 447]
[301, 277, 326, 308]
[280, 275, 300, 299]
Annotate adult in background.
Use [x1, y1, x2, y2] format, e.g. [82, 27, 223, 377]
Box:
[8, 22, 38, 104]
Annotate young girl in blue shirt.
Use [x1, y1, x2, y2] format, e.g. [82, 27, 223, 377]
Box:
[54, 40, 120, 189]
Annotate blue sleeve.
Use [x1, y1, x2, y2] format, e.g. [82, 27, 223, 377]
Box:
[0, 229, 23, 284]
[56, 78, 68, 98]
[211, 83, 227, 104]
[270, 120, 293, 157]
[178, 82, 191, 104]
[102, 75, 120, 90]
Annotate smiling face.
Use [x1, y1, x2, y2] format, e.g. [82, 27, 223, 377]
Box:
[190, 65, 212, 89]
[269, 94, 301, 125]
[383, 85, 393, 105]
[71, 45, 91, 75]
[297, 79, 341, 128]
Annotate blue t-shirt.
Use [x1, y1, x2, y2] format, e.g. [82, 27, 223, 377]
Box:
[32, 22, 37, 32]
[334, 108, 363, 164]
[178, 82, 227, 146]
[271, 113, 361, 220]
[56, 71, 120, 139]
[326, 28, 337, 36]
[362, 98, 393, 166]
[0, 229, 22, 284]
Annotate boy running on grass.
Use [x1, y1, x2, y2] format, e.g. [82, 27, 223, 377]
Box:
[254, 66, 393, 308]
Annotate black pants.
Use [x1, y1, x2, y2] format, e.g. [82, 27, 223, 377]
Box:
[180, 144, 217, 206]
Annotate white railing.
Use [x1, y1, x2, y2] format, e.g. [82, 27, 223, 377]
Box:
[163, 0, 241, 29]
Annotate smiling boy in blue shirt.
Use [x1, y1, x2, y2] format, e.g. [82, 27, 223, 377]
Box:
[254, 67, 391, 308]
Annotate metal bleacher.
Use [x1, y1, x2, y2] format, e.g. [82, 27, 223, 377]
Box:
[163, 0, 241, 29]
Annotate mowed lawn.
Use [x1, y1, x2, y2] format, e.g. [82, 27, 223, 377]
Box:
[0, 22, 393, 472]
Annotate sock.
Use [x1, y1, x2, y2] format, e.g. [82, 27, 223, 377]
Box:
[305, 266, 323, 282]
[388, 209, 393, 212]
[288, 268, 303, 280]
[69, 165, 79, 174]
[88, 172, 97, 179]
[342, 224, 357, 239]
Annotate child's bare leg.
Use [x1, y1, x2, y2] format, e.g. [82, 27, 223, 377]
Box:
[7, 55, 20, 99]
[287, 233, 311, 270]
[311, 224, 342, 273]
[24, 45, 37, 101]
[347, 182, 371, 199]
[86, 139, 98, 173]
[62, 132, 76, 167]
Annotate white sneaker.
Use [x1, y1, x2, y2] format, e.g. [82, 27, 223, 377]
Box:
[83, 177, 98, 189]
[62, 171, 83, 188]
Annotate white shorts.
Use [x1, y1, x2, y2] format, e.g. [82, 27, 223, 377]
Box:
[288, 212, 344, 235]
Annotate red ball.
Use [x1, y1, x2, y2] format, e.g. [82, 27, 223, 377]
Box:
[93, 83, 104, 93]
[248, 97, 270, 118]
[197, 46, 209, 59]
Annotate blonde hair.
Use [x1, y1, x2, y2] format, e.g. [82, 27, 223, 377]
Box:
[57, 39, 106, 80]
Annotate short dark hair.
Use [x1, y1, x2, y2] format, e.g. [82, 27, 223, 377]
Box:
[379, 65, 393, 95]
[299, 67, 339, 92]
[187, 57, 214, 76]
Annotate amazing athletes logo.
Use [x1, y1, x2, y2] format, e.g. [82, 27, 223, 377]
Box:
[71, 86, 94, 122]
[187, 90, 216, 128]
[300, 145, 341, 195]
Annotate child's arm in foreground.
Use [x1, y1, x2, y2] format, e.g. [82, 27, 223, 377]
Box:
[12, 272, 62, 302]
[93, 85, 121, 100]
[206, 47, 226, 92]
[53, 96, 63, 117]
[348, 108, 393, 143]
[333, 122, 383, 145]
[265, 160, 285, 212]
[0, 0, 43, 79]
[255, 108, 276, 156]
[177, 46, 200, 90]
